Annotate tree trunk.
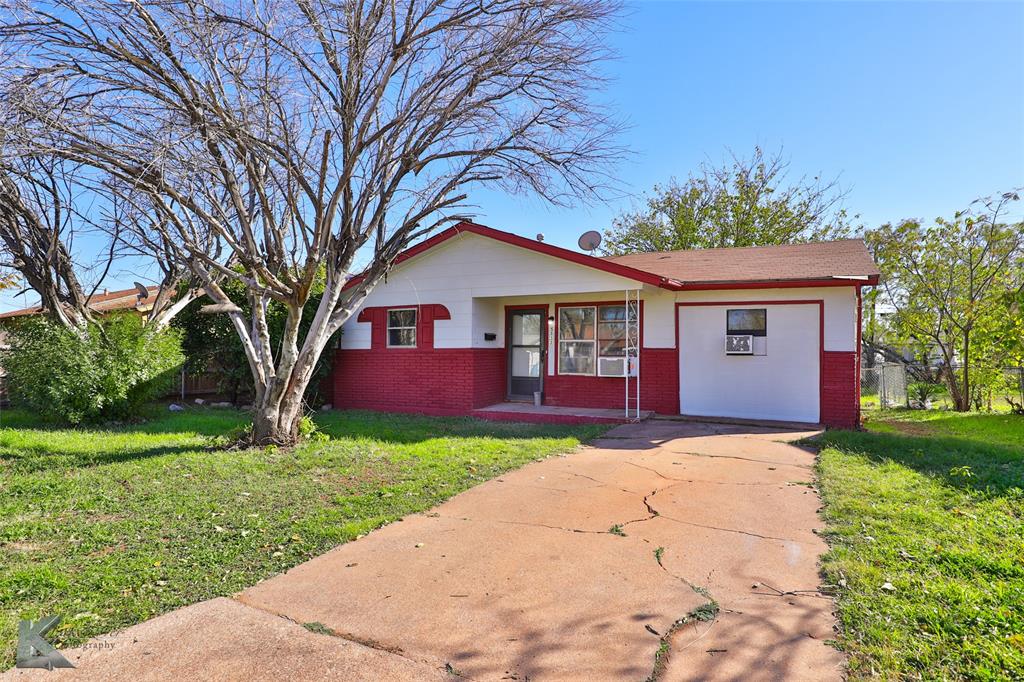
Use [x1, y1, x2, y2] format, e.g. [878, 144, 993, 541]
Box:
[246, 304, 338, 447]
[251, 397, 304, 446]
[249, 364, 321, 445]
[957, 332, 971, 412]
[942, 364, 963, 411]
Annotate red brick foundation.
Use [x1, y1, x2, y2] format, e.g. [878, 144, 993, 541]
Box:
[332, 345, 860, 428]
[543, 347, 678, 415]
[333, 345, 680, 417]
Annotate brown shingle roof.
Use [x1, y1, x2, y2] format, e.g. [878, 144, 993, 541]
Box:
[0, 285, 160, 320]
[604, 238, 879, 286]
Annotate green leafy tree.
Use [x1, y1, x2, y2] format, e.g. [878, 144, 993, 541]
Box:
[867, 191, 1024, 411]
[173, 277, 337, 407]
[603, 147, 854, 255]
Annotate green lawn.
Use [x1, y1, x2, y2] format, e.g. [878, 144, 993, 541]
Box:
[817, 410, 1024, 680]
[861, 391, 1020, 414]
[0, 406, 606, 667]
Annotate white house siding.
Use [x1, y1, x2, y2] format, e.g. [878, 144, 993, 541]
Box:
[340, 232, 648, 350]
[678, 302, 822, 423]
[674, 286, 858, 352]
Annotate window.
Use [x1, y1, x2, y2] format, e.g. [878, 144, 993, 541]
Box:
[387, 308, 417, 347]
[597, 305, 627, 376]
[558, 304, 632, 376]
[558, 306, 595, 375]
[727, 308, 766, 337]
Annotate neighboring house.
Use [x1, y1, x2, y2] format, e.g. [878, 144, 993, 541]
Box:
[331, 222, 880, 427]
[0, 285, 161, 324]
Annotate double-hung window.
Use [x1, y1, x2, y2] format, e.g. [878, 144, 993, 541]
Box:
[387, 308, 417, 347]
[558, 304, 630, 376]
[596, 305, 627, 376]
[558, 306, 595, 374]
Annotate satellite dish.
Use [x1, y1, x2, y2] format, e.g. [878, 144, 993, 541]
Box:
[578, 230, 602, 253]
[536, 233, 545, 242]
[133, 281, 150, 300]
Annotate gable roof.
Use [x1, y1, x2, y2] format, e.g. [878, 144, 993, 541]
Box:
[0, 285, 160, 320]
[345, 222, 687, 291]
[604, 239, 880, 288]
[346, 222, 880, 292]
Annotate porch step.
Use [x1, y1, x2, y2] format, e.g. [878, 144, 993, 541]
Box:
[654, 413, 823, 431]
[473, 403, 653, 425]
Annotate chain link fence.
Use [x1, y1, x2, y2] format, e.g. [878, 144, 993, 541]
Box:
[861, 363, 1024, 411]
[861, 363, 910, 408]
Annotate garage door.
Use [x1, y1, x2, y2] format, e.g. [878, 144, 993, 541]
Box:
[678, 303, 820, 423]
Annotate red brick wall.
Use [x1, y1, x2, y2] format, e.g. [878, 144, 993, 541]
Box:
[332, 345, 680, 416]
[821, 351, 859, 428]
[334, 303, 506, 415]
[332, 347, 505, 414]
[637, 349, 679, 414]
[543, 347, 678, 415]
[332, 345, 859, 426]
[332, 297, 685, 417]
[472, 348, 506, 408]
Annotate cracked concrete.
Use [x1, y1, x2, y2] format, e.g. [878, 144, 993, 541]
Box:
[1, 598, 447, 682]
[4, 420, 842, 681]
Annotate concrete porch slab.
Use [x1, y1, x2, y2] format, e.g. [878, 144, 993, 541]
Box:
[473, 401, 653, 424]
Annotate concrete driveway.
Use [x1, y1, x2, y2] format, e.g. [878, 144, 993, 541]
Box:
[5, 421, 842, 681]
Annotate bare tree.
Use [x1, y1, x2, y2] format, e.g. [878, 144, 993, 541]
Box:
[0, 160, 93, 329]
[0, 73, 198, 329]
[2, 0, 622, 444]
[0, 158, 200, 329]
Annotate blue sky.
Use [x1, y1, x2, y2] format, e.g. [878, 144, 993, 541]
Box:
[3, 0, 1022, 312]
[472, 0, 1024, 249]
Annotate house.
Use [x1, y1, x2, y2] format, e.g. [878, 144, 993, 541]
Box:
[331, 222, 879, 427]
[0, 285, 161, 322]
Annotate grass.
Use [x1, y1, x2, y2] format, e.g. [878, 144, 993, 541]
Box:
[860, 391, 1020, 414]
[0, 405, 606, 667]
[816, 409, 1024, 680]
[863, 408, 1024, 450]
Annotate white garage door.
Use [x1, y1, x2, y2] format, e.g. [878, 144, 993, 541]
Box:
[678, 304, 820, 423]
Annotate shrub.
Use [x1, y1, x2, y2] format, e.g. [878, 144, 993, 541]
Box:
[2, 313, 183, 424]
[908, 380, 947, 408]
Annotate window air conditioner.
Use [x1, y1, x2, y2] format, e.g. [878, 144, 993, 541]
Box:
[598, 356, 626, 377]
[725, 334, 754, 355]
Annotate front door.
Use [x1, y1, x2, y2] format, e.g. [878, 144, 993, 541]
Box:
[507, 309, 545, 401]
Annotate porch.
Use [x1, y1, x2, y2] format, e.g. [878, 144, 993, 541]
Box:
[471, 289, 648, 418]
